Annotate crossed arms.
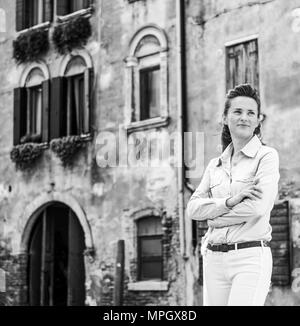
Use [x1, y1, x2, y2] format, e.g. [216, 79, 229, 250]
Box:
[186, 149, 280, 228]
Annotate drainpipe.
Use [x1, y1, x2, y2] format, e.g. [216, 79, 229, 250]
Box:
[177, 0, 195, 306]
[176, 0, 187, 260]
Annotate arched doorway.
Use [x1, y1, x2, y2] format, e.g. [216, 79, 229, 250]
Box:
[27, 202, 85, 306]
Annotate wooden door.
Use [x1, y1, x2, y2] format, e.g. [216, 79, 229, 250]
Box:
[28, 204, 85, 306]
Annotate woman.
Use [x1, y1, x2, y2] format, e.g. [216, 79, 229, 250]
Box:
[187, 84, 280, 306]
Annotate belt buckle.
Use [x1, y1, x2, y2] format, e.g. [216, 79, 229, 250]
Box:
[221, 244, 228, 252]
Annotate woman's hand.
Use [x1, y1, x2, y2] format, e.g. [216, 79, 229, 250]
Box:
[226, 179, 263, 208]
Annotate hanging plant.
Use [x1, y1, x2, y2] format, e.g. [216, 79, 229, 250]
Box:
[52, 16, 92, 55]
[10, 143, 45, 170]
[50, 135, 87, 167]
[13, 28, 49, 64]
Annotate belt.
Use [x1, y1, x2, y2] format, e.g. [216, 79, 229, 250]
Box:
[207, 240, 270, 253]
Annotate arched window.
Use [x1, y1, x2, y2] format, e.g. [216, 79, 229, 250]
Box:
[125, 25, 169, 132]
[14, 66, 49, 145]
[51, 55, 92, 139]
[137, 216, 163, 281]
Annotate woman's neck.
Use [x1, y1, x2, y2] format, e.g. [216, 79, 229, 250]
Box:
[231, 136, 253, 156]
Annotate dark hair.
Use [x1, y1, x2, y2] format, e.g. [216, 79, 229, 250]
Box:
[221, 84, 262, 152]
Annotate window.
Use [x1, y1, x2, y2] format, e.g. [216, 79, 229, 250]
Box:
[226, 38, 259, 91]
[140, 66, 161, 120]
[57, 0, 91, 16]
[125, 26, 169, 131]
[50, 55, 92, 139]
[16, 0, 53, 31]
[137, 216, 163, 281]
[14, 67, 50, 145]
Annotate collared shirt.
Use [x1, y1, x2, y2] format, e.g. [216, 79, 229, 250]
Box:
[186, 135, 280, 244]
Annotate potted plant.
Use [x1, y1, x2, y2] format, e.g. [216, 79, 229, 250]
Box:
[13, 28, 49, 64]
[52, 16, 92, 55]
[50, 135, 87, 166]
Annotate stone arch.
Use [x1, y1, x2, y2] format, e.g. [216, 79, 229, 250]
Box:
[19, 192, 94, 254]
[130, 206, 164, 221]
[59, 49, 93, 77]
[19, 61, 50, 87]
[128, 24, 168, 57]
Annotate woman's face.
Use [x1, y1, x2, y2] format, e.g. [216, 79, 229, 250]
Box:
[224, 96, 259, 141]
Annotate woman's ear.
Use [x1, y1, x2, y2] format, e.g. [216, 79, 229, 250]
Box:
[222, 114, 228, 126]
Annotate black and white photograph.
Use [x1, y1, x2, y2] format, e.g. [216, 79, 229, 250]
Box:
[0, 0, 299, 308]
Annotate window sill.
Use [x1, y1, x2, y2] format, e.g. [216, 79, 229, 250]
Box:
[17, 21, 51, 35]
[56, 7, 94, 23]
[125, 116, 169, 134]
[128, 281, 169, 292]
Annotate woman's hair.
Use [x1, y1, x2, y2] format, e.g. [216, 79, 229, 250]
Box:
[221, 83, 262, 152]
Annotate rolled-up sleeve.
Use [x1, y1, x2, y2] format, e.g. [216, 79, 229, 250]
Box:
[186, 160, 231, 221]
[207, 149, 280, 228]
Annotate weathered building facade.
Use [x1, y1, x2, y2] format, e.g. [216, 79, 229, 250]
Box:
[0, 0, 299, 306]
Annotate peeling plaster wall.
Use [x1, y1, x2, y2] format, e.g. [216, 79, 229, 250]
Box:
[0, 0, 185, 306]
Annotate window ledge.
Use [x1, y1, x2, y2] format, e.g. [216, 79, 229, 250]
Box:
[17, 21, 51, 35]
[56, 7, 94, 23]
[128, 281, 169, 292]
[125, 116, 169, 133]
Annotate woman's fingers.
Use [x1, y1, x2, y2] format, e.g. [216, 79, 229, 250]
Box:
[243, 189, 263, 200]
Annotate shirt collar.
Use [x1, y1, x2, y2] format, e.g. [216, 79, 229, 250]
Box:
[216, 135, 262, 166]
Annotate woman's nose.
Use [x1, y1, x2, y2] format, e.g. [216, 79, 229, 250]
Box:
[240, 113, 248, 121]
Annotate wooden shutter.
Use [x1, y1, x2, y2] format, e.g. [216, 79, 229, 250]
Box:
[13, 88, 27, 146]
[44, 0, 53, 22]
[50, 77, 66, 140]
[42, 80, 50, 143]
[67, 210, 85, 306]
[29, 217, 43, 306]
[16, 0, 25, 31]
[57, 0, 69, 16]
[226, 39, 259, 92]
[83, 68, 93, 134]
[41, 209, 55, 306]
[270, 201, 291, 286]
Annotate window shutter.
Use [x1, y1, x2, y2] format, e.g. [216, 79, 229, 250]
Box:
[16, 0, 25, 31]
[44, 0, 53, 22]
[83, 68, 93, 134]
[42, 80, 50, 143]
[13, 88, 27, 146]
[50, 77, 66, 140]
[57, 0, 69, 16]
[270, 201, 291, 286]
[67, 210, 85, 306]
[226, 39, 259, 92]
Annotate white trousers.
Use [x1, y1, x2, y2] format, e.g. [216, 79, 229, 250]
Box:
[203, 246, 272, 306]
